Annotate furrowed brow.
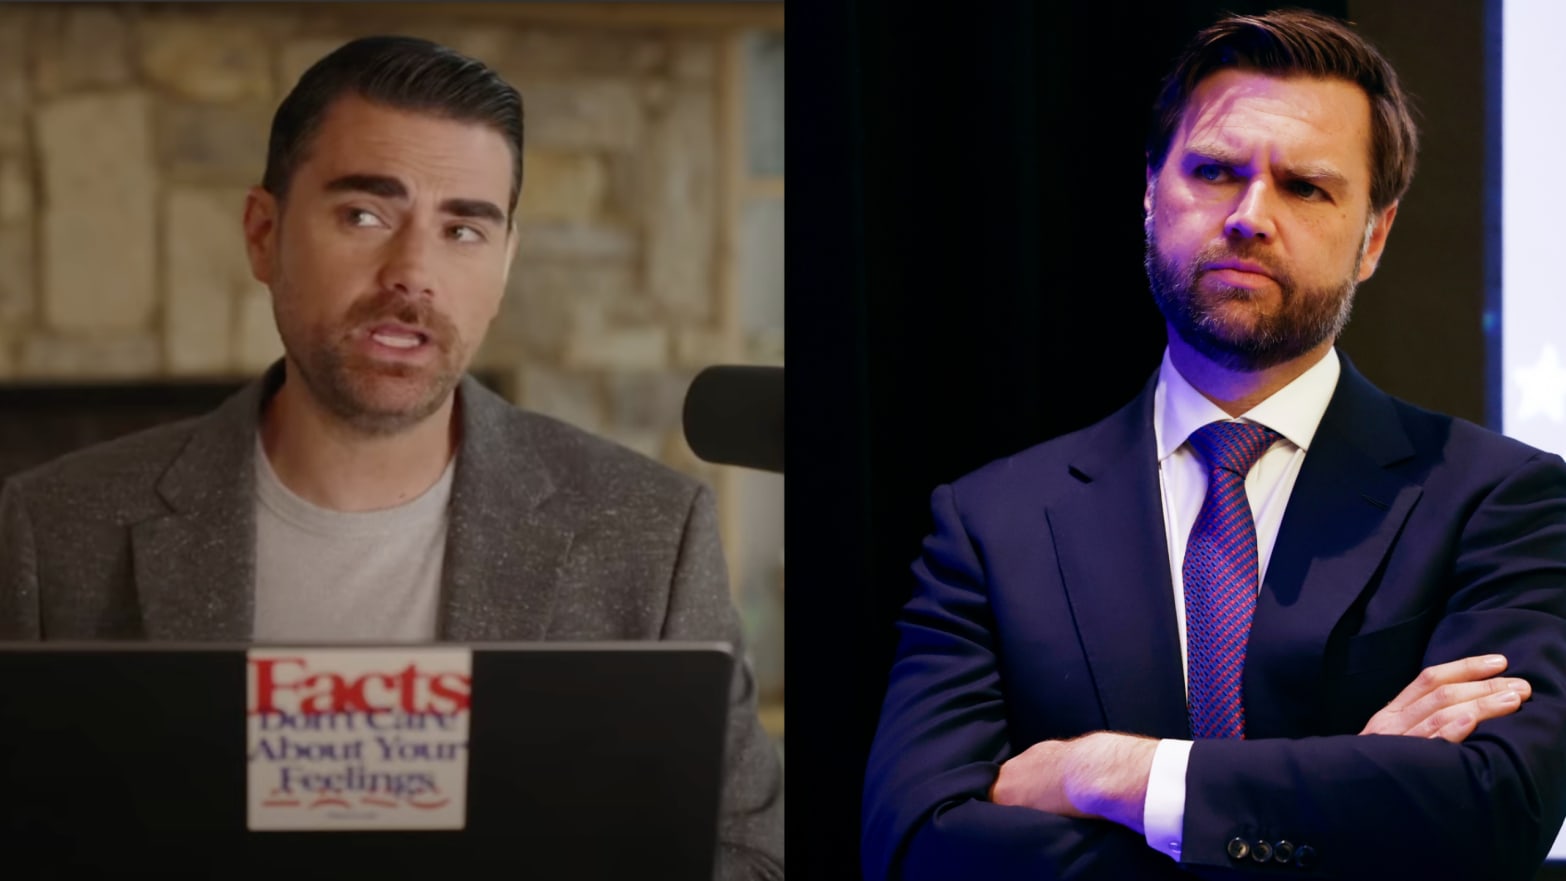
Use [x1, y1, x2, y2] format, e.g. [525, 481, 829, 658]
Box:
[1182, 145, 1247, 167]
[441, 198, 506, 226]
[1286, 163, 1350, 190]
[324, 174, 408, 200]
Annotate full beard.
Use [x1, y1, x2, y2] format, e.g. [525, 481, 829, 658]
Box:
[1144, 228, 1361, 373]
[281, 289, 466, 438]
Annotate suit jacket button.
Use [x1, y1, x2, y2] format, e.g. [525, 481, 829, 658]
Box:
[1226, 838, 1250, 860]
[1273, 840, 1295, 864]
[1251, 840, 1274, 862]
[1295, 845, 1318, 869]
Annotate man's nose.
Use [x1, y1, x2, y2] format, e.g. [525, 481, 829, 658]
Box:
[1224, 179, 1278, 242]
[377, 227, 438, 298]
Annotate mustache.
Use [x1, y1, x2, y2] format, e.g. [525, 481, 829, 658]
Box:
[1190, 242, 1302, 291]
[1193, 242, 1289, 285]
[342, 290, 457, 346]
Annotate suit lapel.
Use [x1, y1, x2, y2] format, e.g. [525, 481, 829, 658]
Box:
[1051, 378, 1192, 739]
[132, 370, 274, 640]
[1244, 359, 1421, 738]
[438, 376, 572, 641]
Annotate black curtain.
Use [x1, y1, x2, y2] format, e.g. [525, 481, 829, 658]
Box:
[787, 1, 1349, 876]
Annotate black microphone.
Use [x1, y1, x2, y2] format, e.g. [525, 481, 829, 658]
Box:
[682, 365, 784, 473]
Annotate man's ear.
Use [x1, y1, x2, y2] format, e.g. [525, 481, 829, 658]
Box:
[243, 185, 279, 285]
[1356, 201, 1400, 282]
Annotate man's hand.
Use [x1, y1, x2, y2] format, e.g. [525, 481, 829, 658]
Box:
[1360, 654, 1531, 742]
[990, 732, 1158, 834]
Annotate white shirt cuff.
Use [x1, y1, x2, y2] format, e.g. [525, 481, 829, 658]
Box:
[1142, 738, 1192, 862]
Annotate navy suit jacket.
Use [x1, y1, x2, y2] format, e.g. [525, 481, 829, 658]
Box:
[863, 360, 1566, 880]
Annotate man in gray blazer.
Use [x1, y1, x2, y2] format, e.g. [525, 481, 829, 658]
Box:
[0, 35, 782, 879]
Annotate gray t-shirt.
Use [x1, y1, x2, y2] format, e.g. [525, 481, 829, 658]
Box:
[251, 438, 454, 642]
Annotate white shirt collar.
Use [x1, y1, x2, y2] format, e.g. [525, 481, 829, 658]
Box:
[1154, 346, 1341, 462]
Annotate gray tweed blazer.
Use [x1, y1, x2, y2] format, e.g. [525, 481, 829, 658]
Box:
[0, 362, 783, 880]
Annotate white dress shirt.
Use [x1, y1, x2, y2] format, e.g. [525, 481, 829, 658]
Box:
[1140, 346, 1341, 861]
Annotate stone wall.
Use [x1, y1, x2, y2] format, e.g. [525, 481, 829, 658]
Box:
[0, 3, 780, 527]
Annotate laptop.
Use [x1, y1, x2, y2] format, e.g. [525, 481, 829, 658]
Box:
[0, 641, 733, 879]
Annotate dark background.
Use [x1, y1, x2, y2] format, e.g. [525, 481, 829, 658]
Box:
[786, 0, 1499, 876]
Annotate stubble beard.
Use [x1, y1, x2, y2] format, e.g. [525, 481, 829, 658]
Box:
[277, 287, 467, 438]
[1143, 219, 1364, 373]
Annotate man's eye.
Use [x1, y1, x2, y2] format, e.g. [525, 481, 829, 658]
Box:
[1288, 180, 1323, 200]
[345, 208, 385, 228]
[449, 224, 484, 243]
[1193, 164, 1228, 183]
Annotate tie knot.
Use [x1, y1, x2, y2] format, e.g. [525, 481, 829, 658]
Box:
[1188, 421, 1279, 477]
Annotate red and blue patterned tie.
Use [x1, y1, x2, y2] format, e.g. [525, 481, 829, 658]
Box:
[1184, 420, 1280, 739]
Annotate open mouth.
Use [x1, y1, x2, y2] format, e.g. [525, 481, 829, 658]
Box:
[368, 327, 430, 349]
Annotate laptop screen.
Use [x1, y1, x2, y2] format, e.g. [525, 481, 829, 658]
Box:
[0, 641, 732, 879]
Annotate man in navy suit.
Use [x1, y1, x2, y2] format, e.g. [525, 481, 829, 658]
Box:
[862, 10, 1566, 880]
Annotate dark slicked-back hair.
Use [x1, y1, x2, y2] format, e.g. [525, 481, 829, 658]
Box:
[262, 35, 524, 222]
[1146, 8, 1417, 213]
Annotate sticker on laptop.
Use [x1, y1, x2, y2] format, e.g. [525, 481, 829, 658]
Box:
[246, 647, 472, 831]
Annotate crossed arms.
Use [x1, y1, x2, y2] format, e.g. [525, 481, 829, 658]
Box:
[989, 655, 1534, 835]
